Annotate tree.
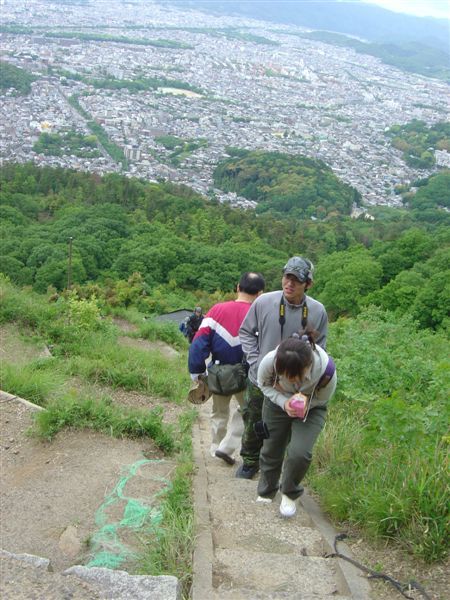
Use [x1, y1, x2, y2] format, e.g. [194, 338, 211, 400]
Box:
[314, 247, 383, 318]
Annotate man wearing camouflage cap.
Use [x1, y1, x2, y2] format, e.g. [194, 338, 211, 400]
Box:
[236, 256, 328, 479]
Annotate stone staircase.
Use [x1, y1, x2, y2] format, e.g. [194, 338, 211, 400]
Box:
[192, 402, 371, 599]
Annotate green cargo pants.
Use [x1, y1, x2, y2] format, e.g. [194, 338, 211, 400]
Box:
[239, 381, 264, 467]
[257, 397, 327, 500]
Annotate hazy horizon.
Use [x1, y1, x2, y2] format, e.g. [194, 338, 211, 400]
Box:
[364, 0, 449, 20]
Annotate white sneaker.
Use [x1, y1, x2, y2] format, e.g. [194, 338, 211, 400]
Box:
[256, 496, 272, 504]
[280, 494, 297, 517]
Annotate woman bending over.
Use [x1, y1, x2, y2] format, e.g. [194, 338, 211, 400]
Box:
[256, 334, 336, 517]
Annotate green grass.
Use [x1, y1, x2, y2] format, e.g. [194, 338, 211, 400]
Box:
[0, 278, 59, 332]
[137, 410, 197, 598]
[0, 277, 197, 587]
[109, 306, 189, 352]
[306, 308, 450, 563]
[137, 320, 188, 352]
[312, 415, 448, 561]
[63, 338, 189, 402]
[0, 360, 63, 406]
[33, 394, 176, 452]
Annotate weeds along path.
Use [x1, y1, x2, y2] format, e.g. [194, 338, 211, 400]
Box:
[0, 319, 187, 597]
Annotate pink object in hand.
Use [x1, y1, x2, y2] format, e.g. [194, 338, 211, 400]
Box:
[289, 395, 307, 418]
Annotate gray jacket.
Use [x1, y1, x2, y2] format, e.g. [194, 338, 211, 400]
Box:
[257, 345, 337, 411]
[239, 290, 328, 385]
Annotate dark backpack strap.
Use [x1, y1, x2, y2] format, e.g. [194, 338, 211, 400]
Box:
[279, 296, 286, 339]
[301, 301, 308, 330]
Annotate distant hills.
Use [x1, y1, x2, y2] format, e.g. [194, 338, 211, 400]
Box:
[162, 0, 450, 81]
[297, 31, 450, 82]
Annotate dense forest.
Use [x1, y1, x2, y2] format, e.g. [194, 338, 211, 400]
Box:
[213, 149, 361, 219]
[1, 162, 448, 331]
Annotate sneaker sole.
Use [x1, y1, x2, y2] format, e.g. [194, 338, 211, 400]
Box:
[256, 496, 273, 504]
[215, 450, 236, 465]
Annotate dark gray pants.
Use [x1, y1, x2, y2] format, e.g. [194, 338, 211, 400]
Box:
[257, 398, 327, 500]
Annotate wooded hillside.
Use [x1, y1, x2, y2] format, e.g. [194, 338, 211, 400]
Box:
[1, 162, 448, 329]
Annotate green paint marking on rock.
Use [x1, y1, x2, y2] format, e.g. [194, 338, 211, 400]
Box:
[87, 458, 170, 569]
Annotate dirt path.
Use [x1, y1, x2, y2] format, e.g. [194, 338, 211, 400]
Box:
[0, 319, 186, 598]
[1, 393, 448, 600]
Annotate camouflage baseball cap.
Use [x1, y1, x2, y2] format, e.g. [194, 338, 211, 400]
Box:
[283, 256, 314, 282]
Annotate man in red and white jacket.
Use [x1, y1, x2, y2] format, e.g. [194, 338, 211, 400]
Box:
[189, 272, 265, 465]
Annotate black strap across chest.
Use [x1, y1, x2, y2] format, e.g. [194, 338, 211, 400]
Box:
[279, 296, 308, 339]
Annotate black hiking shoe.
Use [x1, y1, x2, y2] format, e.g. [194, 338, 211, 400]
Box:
[235, 463, 259, 479]
[215, 450, 235, 466]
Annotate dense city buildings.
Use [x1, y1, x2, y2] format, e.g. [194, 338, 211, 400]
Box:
[1, 0, 449, 208]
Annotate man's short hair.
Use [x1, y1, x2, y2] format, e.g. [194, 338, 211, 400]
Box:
[238, 272, 265, 296]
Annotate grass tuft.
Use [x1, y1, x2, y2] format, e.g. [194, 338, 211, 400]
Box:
[0, 361, 63, 406]
[137, 451, 195, 597]
[34, 395, 176, 453]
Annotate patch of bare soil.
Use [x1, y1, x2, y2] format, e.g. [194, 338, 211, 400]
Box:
[110, 317, 139, 334]
[117, 335, 180, 360]
[0, 324, 51, 365]
[111, 315, 181, 360]
[1, 321, 184, 579]
[0, 395, 176, 573]
[65, 377, 185, 427]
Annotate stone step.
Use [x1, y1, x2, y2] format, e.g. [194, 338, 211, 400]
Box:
[192, 405, 372, 600]
[211, 589, 352, 600]
[214, 548, 345, 597]
[214, 524, 325, 558]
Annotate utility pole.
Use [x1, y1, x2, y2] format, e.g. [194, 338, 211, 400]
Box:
[67, 237, 73, 289]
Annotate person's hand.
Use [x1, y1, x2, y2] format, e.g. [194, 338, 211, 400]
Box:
[190, 373, 206, 381]
[285, 393, 308, 418]
[284, 397, 298, 417]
